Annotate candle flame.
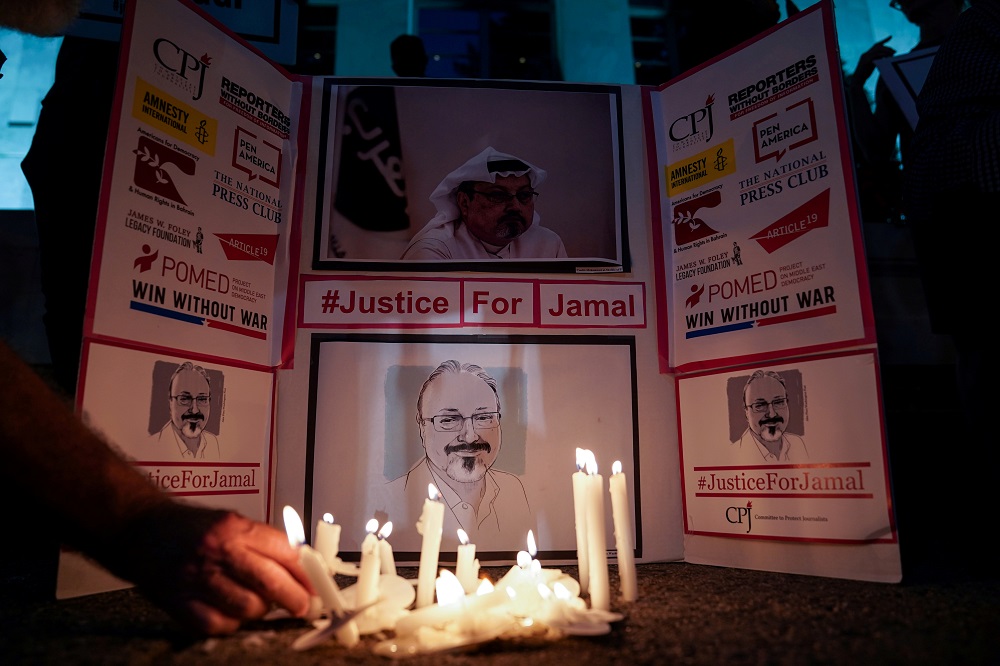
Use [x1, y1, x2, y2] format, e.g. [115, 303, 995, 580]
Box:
[575, 447, 588, 470]
[427, 483, 441, 501]
[378, 521, 393, 539]
[612, 460, 623, 475]
[322, 512, 334, 524]
[516, 550, 532, 568]
[526, 530, 537, 556]
[585, 450, 598, 475]
[282, 505, 305, 548]
[365, 517, 379, 534]
[457, 528, 470, 545]
[537, 582, 552, 599]
[553, 581, 572, 600]
[436, 569, 465, 605]
[476, 578, 494, 595]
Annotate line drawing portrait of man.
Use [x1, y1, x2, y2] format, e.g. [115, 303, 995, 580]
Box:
[149, 361, 221, 460]
[385, 360, 532, 550]
[734, 369, 808, 463]
[400, 146, 568, 261]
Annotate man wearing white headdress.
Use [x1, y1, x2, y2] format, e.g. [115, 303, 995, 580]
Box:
[401, 147, 568, 260]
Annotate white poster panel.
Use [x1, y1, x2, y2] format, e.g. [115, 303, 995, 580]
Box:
[304, 334, 640, 564]
[677, 350, 894, 546]
[60, 340, 276, 598]
[86, 0, 303, 367]
[647, 3, 874, 373]
[78, 341, 275, 519]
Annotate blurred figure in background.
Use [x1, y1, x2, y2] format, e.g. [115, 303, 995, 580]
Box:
[390, 33, 428, 77]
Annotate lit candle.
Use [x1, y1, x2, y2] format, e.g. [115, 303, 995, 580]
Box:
[416, 483, 445, 608]
[585, 453, 610, 611]
[572, 448, 591, 593]
[455, 528, 480, 594]
[609, 460, 638, 602]
[357, 518, 382, 617]
[394, 572, 509, 638]
[281, 506, 359, 647]
[314, 512, 341, 571]
[377, 521, 396, 576]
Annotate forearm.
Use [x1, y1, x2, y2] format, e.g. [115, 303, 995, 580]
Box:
[0, 342, 171, 555]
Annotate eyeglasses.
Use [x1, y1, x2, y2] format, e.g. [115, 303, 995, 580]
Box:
[172, 394, 210, 407]
[745, 397, 788, 413]
[468, 189, 539, 205]
[422, 412, 501, 432]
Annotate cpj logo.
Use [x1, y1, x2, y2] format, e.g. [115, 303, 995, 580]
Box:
[726, 500, 752, 533]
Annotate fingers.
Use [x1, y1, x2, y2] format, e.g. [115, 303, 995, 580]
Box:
[176, 598, 243, 636]
[213, 516, 313, 618]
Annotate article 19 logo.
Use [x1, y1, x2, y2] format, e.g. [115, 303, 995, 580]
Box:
[726, 500, 752, 533]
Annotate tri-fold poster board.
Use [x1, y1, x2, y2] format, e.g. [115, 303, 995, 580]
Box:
[61, 0, 900, 598]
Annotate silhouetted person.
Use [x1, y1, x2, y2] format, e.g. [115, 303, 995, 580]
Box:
[846, 0, 965, 224]
[390, 34, 428, 77]
[902, 0, 990, 575]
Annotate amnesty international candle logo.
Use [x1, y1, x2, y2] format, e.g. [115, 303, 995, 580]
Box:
[132, 78, 218, 155]
[665, 138, 736, 197]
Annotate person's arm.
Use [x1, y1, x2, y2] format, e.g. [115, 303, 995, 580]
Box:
[0, 342, 312, 634]
[846, 37, 900, 165]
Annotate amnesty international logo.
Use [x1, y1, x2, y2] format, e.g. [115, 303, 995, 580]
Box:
[665, 139, 736, 197]
[132, 78, 217, 156]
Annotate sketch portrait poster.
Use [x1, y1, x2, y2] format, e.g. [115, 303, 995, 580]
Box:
[304, 334, 640, 562]
[78, 340, 276, 521]
[677, 350, 894, 545]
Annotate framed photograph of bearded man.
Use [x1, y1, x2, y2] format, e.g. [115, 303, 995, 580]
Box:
[312, 79, 629, 273]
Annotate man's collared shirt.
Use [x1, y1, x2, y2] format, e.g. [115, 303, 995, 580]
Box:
[152, 422, 221, 460]
[401, 219, 567, 260]
[736, 428, 808, 462]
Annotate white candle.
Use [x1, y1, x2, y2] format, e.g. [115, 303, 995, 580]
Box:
[416, 483, 445, 608]
[357, 518, 382, 615]
[572, 448, 591, 593]
[455, 528, 479, 594]
[281, 506, 359, 647]
[585, 454, 610, 611]
[314, 512, 341, 571]
[609, 460, 638, 602]
[377, 521, 396, 576]
[394, 572, 508, 637]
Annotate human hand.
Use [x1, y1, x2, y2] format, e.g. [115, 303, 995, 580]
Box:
[104, 503, 314, 635]
[853, 37, 895, 86]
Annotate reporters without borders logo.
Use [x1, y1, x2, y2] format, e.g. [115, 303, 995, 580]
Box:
[726, 500, 753, 533]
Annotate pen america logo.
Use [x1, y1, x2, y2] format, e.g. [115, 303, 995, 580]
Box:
[152, 37, 212, 101]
